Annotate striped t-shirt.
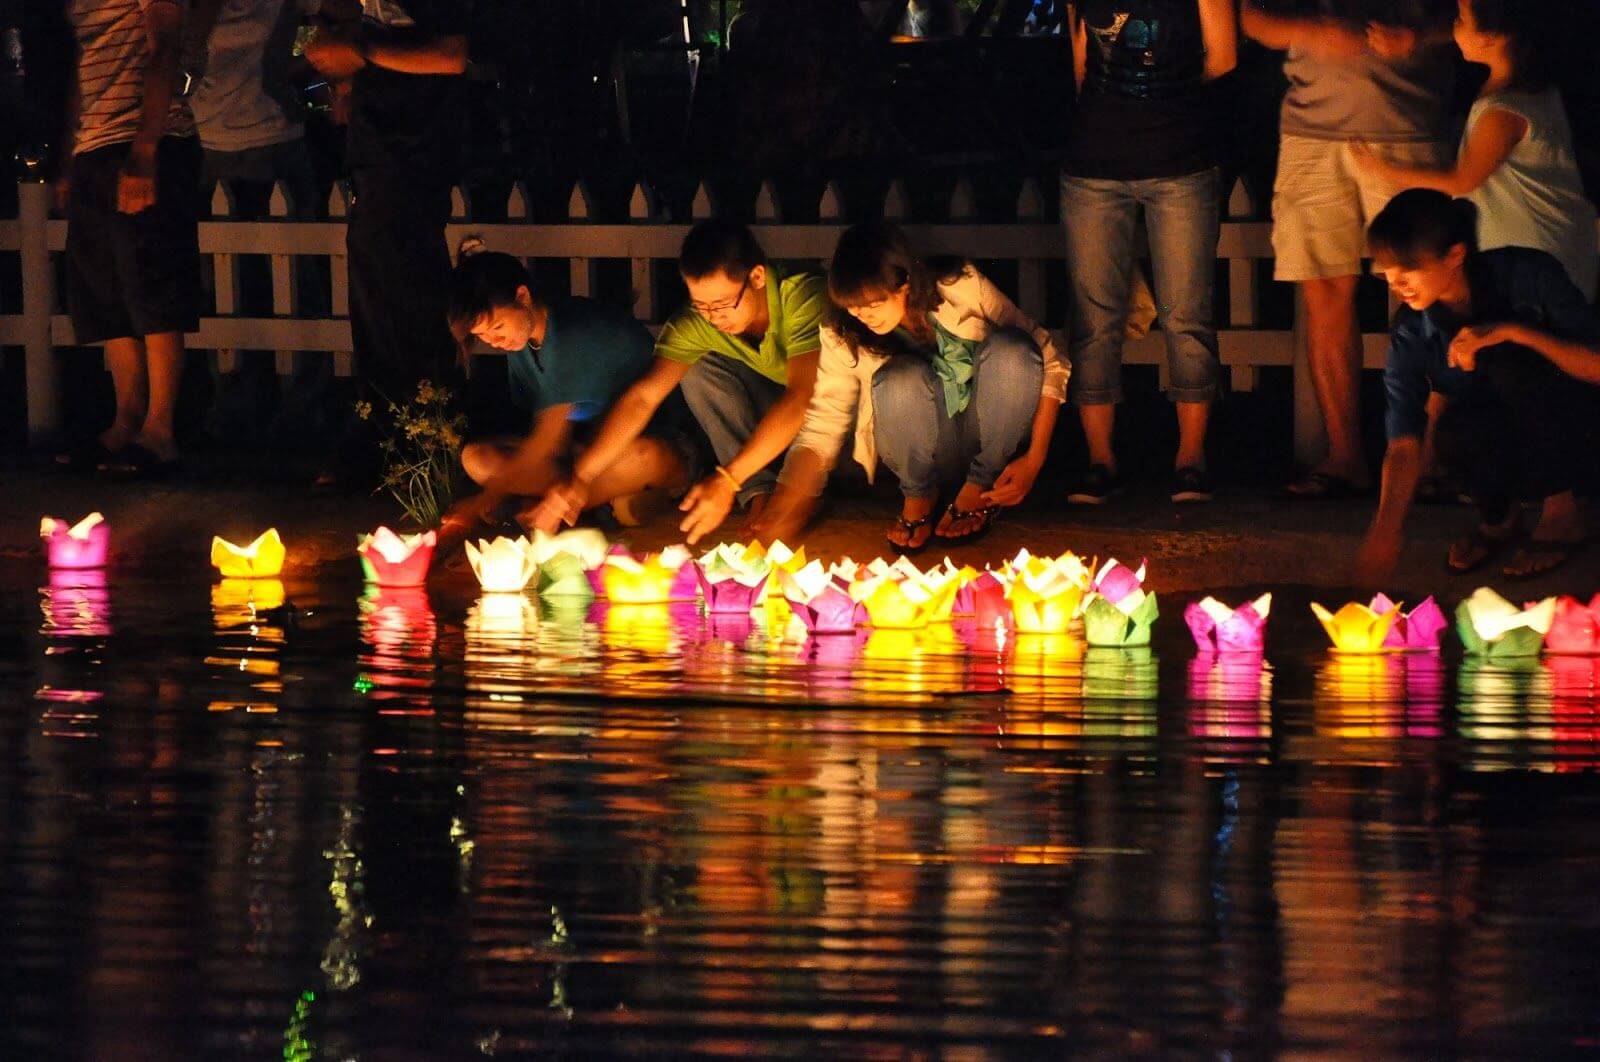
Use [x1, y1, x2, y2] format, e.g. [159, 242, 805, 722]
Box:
[70, 0, 196, 156]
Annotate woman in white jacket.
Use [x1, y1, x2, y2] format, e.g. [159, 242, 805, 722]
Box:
[755, 222, 1069, 552]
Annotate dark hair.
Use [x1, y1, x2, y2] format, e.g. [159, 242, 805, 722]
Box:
[446, 244, 539, 351]
[1465, 0, 1551, 91]
[679, 218, 767, 281]
[1367, 189, 1479, 266]
[826, 221, 963, 360]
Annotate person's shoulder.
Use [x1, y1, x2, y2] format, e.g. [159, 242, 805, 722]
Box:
[1484, 245, 1569, 286]
[777, 269, 829, 302]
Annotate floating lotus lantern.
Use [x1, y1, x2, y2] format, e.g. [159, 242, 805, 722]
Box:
[755, 540, 807, 621]
[863, 555, 926, 583]
[40, 512, 110, 569]
[464, 535, 537, 593]
[1368, 593, 1448, 651]
[1008, 553, 1091, 635]
[211, 528, 286, 578]
[530, 528, 611, 598]
[965, 571, 1014, 631]
[1546, 594, 1600, 655]
[358, 527, 436, 587]
[1456, 588, 1557, 659]
[850, 569, 957, 630]
[938, 560, 982, 616]
[694, 542, 772, 614]
[1310, 599, 1399, 654]
[600, 545, 698, 604]
[1184, 594, 1272, 653]
[1083, 585, 1159, 648]
[780, 561, 865, 635]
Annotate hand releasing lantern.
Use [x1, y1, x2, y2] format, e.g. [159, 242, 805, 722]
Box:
[358, 527, 436, 587]
[1184, 594, 1271, 653]
[780, 560, 866, 634]
[464, 535, 538, 593]
[211, 529, 286, 578]
[1456, 587, 1557, 659]
[1310, 599, 1399, 654]
[40, 512, 110, 569]
[1370, 593, 1448, 651]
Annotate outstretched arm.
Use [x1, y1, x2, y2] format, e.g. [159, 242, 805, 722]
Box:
[1350, 108, 1526, 195]
[1354, 436, 1423, 584]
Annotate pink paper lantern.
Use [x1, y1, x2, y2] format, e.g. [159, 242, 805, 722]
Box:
[968, 572, 1013, 631]
[588, 543, 633, 596]
[1090, 557, 1147, 606]
[1545, 594, 1600, 655]
[1184, 595, 1271, 653]
[696, 571, 769, 614]
[358, 527, 436, 587]
[1372, 593, 1449, 651]
[781, 564, 865, 635]
[40, 513, 110, 570]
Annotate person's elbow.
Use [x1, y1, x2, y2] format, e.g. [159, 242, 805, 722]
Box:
[1204, 50, 1238, 81]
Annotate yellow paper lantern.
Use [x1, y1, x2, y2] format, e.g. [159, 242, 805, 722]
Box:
[211, 529, 286, 578]
[1310, 600, 1401, 654]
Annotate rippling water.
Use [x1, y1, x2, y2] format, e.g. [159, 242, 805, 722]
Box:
[4, 568, 1600, 1059]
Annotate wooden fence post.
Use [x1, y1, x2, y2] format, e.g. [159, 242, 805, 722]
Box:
[20, 181, 58, 445]
[567, 182, 598, 298]
[269, 180, 298, 377]
[211, 181, 241, 374]
[327, 181, 353, 377]
[1015, 178, 1046, 324]
[629, 182, 657, 323]
[1226, 178, 1260, 392]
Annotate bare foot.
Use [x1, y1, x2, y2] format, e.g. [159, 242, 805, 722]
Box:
[132, 430, 179, 463]
[888, 495, 936, 551]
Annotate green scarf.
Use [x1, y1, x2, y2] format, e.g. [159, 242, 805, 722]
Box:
[929, 316, 981, 417]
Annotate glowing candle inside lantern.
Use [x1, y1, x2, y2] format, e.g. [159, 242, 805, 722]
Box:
[1310, 599, 1400, 654]
[358, 527, 436, 587]
[40, 512, 110, 569]
[1184, 594, 1272, 653]
[211, 529, 286, 578]
[464, 536, 538, 593]
[1456, 587, 1557, 659]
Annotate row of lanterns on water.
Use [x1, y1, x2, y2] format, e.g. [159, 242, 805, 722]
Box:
[38, 512, 1600, 657]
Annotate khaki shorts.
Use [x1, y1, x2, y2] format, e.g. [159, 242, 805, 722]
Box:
[1271, 135, 1450, 282]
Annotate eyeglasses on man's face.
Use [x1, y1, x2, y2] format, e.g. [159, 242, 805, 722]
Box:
[689, 272, 751, 318]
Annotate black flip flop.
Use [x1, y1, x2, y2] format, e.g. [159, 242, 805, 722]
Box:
[1280, 471, 1370, 501]
[888, 512, 935, 556]
[935, 503, 999, 546]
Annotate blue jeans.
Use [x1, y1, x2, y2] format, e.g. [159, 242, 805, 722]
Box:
[679, 352, 787, 505]
[1061, 167, 1221, 406]
[871, 328, 1043, 499]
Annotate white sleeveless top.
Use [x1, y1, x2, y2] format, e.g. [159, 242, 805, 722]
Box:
[1466, 88, 1598, 299]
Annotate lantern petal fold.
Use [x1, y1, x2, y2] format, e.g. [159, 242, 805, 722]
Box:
[464, 536, 537, 593]
[1545, 594, 1600, 655]
[358, 527, 436, 587]
[1184, 594, 1270, 653]
[1456, 588, 1557, 659]
[41, 511, 110, 569]
[211, 528, 286, 578]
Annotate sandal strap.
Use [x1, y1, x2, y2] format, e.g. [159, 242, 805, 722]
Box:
[894, 513, 934, 532]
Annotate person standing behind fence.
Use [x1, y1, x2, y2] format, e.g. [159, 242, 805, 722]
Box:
[533, 220, 829, 546]
[1242, 0, 1455, 500]
[188, 0, 330, 448]
[1348, 0, 1597, 301]
[56, 0, 202, 478]
[1061, 0, 1236, 506]
[304, 0, 468, 486]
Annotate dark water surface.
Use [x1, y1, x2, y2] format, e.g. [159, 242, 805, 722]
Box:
[4, 568, 1600, 1059]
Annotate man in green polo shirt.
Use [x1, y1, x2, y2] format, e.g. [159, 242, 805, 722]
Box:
[534, 219, 828, 543]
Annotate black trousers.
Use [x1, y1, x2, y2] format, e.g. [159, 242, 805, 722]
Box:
[1434, 346, 1598, 522]
[345, 167, 457, 408]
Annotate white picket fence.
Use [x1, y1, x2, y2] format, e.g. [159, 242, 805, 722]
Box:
[1, 174, 1387, 458]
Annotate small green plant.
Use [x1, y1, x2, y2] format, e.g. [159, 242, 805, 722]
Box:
[358, 380, 467, 529]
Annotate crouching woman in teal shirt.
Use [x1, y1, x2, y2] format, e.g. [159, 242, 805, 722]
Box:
[442, 246, 702, 533]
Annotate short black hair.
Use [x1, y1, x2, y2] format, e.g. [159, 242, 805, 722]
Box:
[1367, 189, 1479, 266]
[1466, 0, 1552, 91]
[679, 218, 767, 281]
[447, 247, 536, 343]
